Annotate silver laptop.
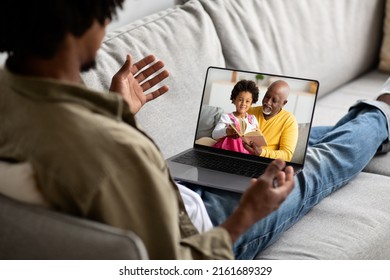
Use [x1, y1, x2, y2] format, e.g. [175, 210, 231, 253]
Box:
[167, 66, 319, 193]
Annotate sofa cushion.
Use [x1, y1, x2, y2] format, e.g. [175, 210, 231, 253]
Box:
[81, 0, 225, 158]
[195, 105, 224, 139]
[256, 172, 390, 259]
[313, 70, 390, 126]
[312, 70, 390, 176]
[0, 193, 148, 260]
[0, 161, 48, 206]
[198, 0, 385, 97]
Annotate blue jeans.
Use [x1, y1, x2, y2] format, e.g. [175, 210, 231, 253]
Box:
[188, 103, 389, 259]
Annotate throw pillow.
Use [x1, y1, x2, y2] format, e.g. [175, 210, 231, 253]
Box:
[0, 161, 49, 207]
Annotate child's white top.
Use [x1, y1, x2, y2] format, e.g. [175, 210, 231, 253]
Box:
[212, 113, 259, 140]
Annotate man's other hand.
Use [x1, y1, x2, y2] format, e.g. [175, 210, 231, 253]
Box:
[221, 159, 294, 243]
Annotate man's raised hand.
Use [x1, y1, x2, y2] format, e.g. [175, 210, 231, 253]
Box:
[110, 54, 169, 114]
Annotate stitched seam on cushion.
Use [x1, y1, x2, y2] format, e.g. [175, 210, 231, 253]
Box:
[103, 8, 180, 43]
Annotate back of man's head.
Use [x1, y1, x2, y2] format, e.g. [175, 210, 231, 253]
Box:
[0, 0, 124, 60]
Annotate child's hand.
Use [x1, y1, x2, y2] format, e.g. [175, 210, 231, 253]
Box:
[226, 126, 240, 138]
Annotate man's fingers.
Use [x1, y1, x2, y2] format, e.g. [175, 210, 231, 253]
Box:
[276, 170, 286, 187]
[261, 159, 286, 181]
[130, 54, 157, 75]
[144, 85, 169, 103]
[135, 60, 165, 83]
[140, 69, 169, 91]
[115, 54, 132, 78]
[285, 165, 294, 181]
[275, 166, 294, 195]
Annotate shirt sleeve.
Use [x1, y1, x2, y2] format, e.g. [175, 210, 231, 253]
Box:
[212, 113, 232, 140]
[251, 114, 259, 130]
[83, 126, 234, 260]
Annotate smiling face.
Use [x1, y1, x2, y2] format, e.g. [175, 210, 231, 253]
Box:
[262, 80, 289, 119]
[233, 91, 253, 118]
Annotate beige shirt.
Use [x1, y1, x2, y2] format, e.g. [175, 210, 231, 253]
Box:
[0, 68, 233, 260]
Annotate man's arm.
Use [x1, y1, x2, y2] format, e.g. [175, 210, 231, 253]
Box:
[262, 115, 298, 161]
[109, 54, 169, 114]
[245, 114, 298, 161]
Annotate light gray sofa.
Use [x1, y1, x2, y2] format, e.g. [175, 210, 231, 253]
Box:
[2, 0, 390, 259]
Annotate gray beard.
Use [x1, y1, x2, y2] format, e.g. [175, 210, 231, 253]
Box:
[262, 107, 272, 115]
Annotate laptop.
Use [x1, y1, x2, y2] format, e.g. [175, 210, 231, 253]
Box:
[167, 66, 319, 193]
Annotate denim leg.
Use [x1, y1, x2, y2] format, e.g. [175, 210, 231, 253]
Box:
[189, 106, 389, 259]
[309, 126, 333, 145]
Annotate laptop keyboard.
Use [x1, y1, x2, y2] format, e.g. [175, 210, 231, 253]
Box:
[172, 150, 267, 178]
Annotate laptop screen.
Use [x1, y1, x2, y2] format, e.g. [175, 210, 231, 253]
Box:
[194, 66, 319, 165]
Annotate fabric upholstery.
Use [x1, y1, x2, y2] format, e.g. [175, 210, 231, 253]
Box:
[81, 0, 225, 158]
[195, 105, 224, 139]
[256, 172, 390, 259]
[0, 194, 148, 260]
[379, 0, 390, 72]
[198, 0, 385, 98]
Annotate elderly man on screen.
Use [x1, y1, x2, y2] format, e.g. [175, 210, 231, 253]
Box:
[246, 80, 298, 161]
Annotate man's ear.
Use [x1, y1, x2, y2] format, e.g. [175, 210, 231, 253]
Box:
[283, 100, 288, 106]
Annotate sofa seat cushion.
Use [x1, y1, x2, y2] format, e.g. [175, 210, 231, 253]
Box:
[256, 172, 390, 259]
[379, 0, 390, 72]
[81, 0, 225, 158]
[313, 70, 390, 126]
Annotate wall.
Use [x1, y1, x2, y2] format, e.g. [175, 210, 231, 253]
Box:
[203, 68, 317, 124]
[0, 0, 175, 66]
[107, 0, 175, 31]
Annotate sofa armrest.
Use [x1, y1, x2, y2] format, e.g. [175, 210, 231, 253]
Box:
[0, 194, 148, 260]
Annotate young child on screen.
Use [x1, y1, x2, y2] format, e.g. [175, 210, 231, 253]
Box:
[212, 79, 260, 154]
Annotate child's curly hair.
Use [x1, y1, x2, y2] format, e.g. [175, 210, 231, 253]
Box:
[230, 79, 259, 104]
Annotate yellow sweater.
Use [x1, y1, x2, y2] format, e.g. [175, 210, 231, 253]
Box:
[248, 106, 298, 161]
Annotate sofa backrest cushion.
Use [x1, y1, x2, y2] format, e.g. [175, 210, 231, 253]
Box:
[81, 0, 225, 158]
[199, 0, 385, 97]
[195, 105, 224, 139]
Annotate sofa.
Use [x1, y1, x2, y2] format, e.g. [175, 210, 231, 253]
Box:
[2, 0, 390, 259]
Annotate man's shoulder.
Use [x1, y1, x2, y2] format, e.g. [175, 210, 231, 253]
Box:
[248, 105, 262, 116]
[280, 109, 297, 121]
